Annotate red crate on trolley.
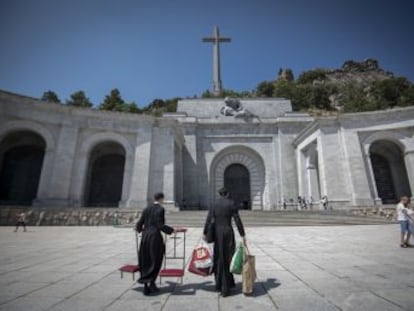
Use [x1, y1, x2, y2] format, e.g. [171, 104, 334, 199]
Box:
[159, 227, 187, 284]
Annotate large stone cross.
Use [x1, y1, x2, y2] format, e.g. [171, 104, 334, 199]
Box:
[202, 26, 231, 96]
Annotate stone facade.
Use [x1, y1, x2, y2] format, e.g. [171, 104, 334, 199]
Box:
[0, 90, 413, 211]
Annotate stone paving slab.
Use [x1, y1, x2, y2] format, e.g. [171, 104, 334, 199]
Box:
[0, 225, 413, 310]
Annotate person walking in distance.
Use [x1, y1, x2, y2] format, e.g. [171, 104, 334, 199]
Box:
[203, 188, 246, 297]
[135, 192, 175, 295]
[14, 211, 27, 232]
[397, 196, 412, 248]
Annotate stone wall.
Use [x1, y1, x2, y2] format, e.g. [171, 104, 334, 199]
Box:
[0, 207, 140, 226]
[0, 206, 399, 226]
[349, 207, 397, 221]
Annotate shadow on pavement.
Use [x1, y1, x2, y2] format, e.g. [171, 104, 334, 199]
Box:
[131, 278, 281, 297]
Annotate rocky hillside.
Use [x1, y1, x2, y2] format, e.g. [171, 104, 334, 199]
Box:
[274, 59, 414, 113]
[309, 59, 394, 109]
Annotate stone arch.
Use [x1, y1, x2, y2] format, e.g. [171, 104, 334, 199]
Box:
[85, 141, 126, 206]
[0, 130, 46, 205]
[0, 120, 56, 151]
[80, 132, 133, 157]
[362, 131, 412, 204]
[369, 140, 411, 203]
[362, 131, 408, 154]
[210, 146, 265, 210]
[70, 132, 133, 207]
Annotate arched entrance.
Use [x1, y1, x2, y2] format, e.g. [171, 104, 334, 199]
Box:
[224, 164, 251, 209]
[210, 146, 265, 210]
[370, 140, 411, 204]
[85, 142, 126, 207]
[0, 131, 46, 205]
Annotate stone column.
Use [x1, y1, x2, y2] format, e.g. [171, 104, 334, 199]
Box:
[364, 151, 382, 205]
[340, 131, 372, 206]
[124, 128, 153, 209]
[278, 127, 299, 203]
[404, 150, 414, 202]
[182, 125, 199, 208]
[161, 129, 176, 208]
[34, 149, 54, 203]
[34, 125, 79, 207]
[306, 165, 320, 201]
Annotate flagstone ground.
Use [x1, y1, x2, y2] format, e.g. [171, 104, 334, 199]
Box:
[0, 225, 413, 311]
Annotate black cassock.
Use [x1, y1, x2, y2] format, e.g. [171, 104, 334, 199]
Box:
[135, 203, 174, 284]
[203, 198, 245, 295]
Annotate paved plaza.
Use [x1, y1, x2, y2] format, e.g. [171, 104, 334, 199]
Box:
[0, 224, 413, 311]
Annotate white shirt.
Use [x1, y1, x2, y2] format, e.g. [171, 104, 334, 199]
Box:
[396, 203, 408, 221]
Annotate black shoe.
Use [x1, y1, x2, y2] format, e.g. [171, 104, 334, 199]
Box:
[143, 284, 152, 296]
[221, 291, 230, 297]
[150, 282, 160, 292]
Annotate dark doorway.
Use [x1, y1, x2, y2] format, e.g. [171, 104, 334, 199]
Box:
[370, 140, 411, 204]
[371, 154, 396, 204]
[85, 142, 125, 207]
[0, 132, 46, 205]
[224, 164, 251, 209]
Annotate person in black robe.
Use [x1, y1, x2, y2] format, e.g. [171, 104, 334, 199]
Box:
[135, 192, 174, 295]
[203, 188, 246, 297]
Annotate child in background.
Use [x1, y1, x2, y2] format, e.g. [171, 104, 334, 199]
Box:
[397, 196, 411, 248]
[14, 211, 27, 232]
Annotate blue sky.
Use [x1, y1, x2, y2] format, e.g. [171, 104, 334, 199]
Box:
[0, 0, 413, 107]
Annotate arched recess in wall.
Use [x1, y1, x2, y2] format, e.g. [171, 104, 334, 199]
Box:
[0, 120, 55, 205]
[210, 146, 265, 210]
[369, 140, 410, 204]
[84, 141, 126, 207]
[71, 132, 133, 207]
[0, 131, 46, 205]
[363, 131, 412, 204]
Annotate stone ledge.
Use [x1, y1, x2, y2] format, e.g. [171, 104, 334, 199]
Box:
[0, 207, 141, 226]
[349, 207, 397, 221]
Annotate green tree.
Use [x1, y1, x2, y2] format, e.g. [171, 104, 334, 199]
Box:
[272, 80, 302, 110]
[370, 77, 411, 109]
[66, 90, 93, 107]
[99, 88, 125, 111]
[400, 84, 414, 107]
[296, 69, 327, 85]
[256, 81, 275, 97]
[342, 83, 371, 112]
[41, 90, 60, 103]
[99, 88, 141, 113]
[296, 84, 331, 110]
[123, 102, 141, 113]
[201, 89, 214, 98]
[165, 98, 180, 112]
[201, 89, 251, 98]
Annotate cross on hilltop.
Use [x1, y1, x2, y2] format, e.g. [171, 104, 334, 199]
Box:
[202, 26, 231, 96]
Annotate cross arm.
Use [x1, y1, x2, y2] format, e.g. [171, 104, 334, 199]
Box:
[202, 37, 231, 43]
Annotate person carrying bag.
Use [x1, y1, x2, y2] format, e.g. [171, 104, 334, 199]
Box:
[203, 188, 246, 297]
[242, 242, 256, 295]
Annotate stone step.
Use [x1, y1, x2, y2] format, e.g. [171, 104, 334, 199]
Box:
[0, 206, 395, 226]
[122, 210, 394, 228]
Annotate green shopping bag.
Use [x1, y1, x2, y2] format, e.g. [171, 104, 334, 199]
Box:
[230, 242, 244, 274]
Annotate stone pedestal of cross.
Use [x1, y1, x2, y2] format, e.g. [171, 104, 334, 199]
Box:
[202, 26, 231, 96]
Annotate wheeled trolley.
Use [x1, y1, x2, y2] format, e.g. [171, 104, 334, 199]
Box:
[118, 230, 140, 280]
[159, 227, 187, 284]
